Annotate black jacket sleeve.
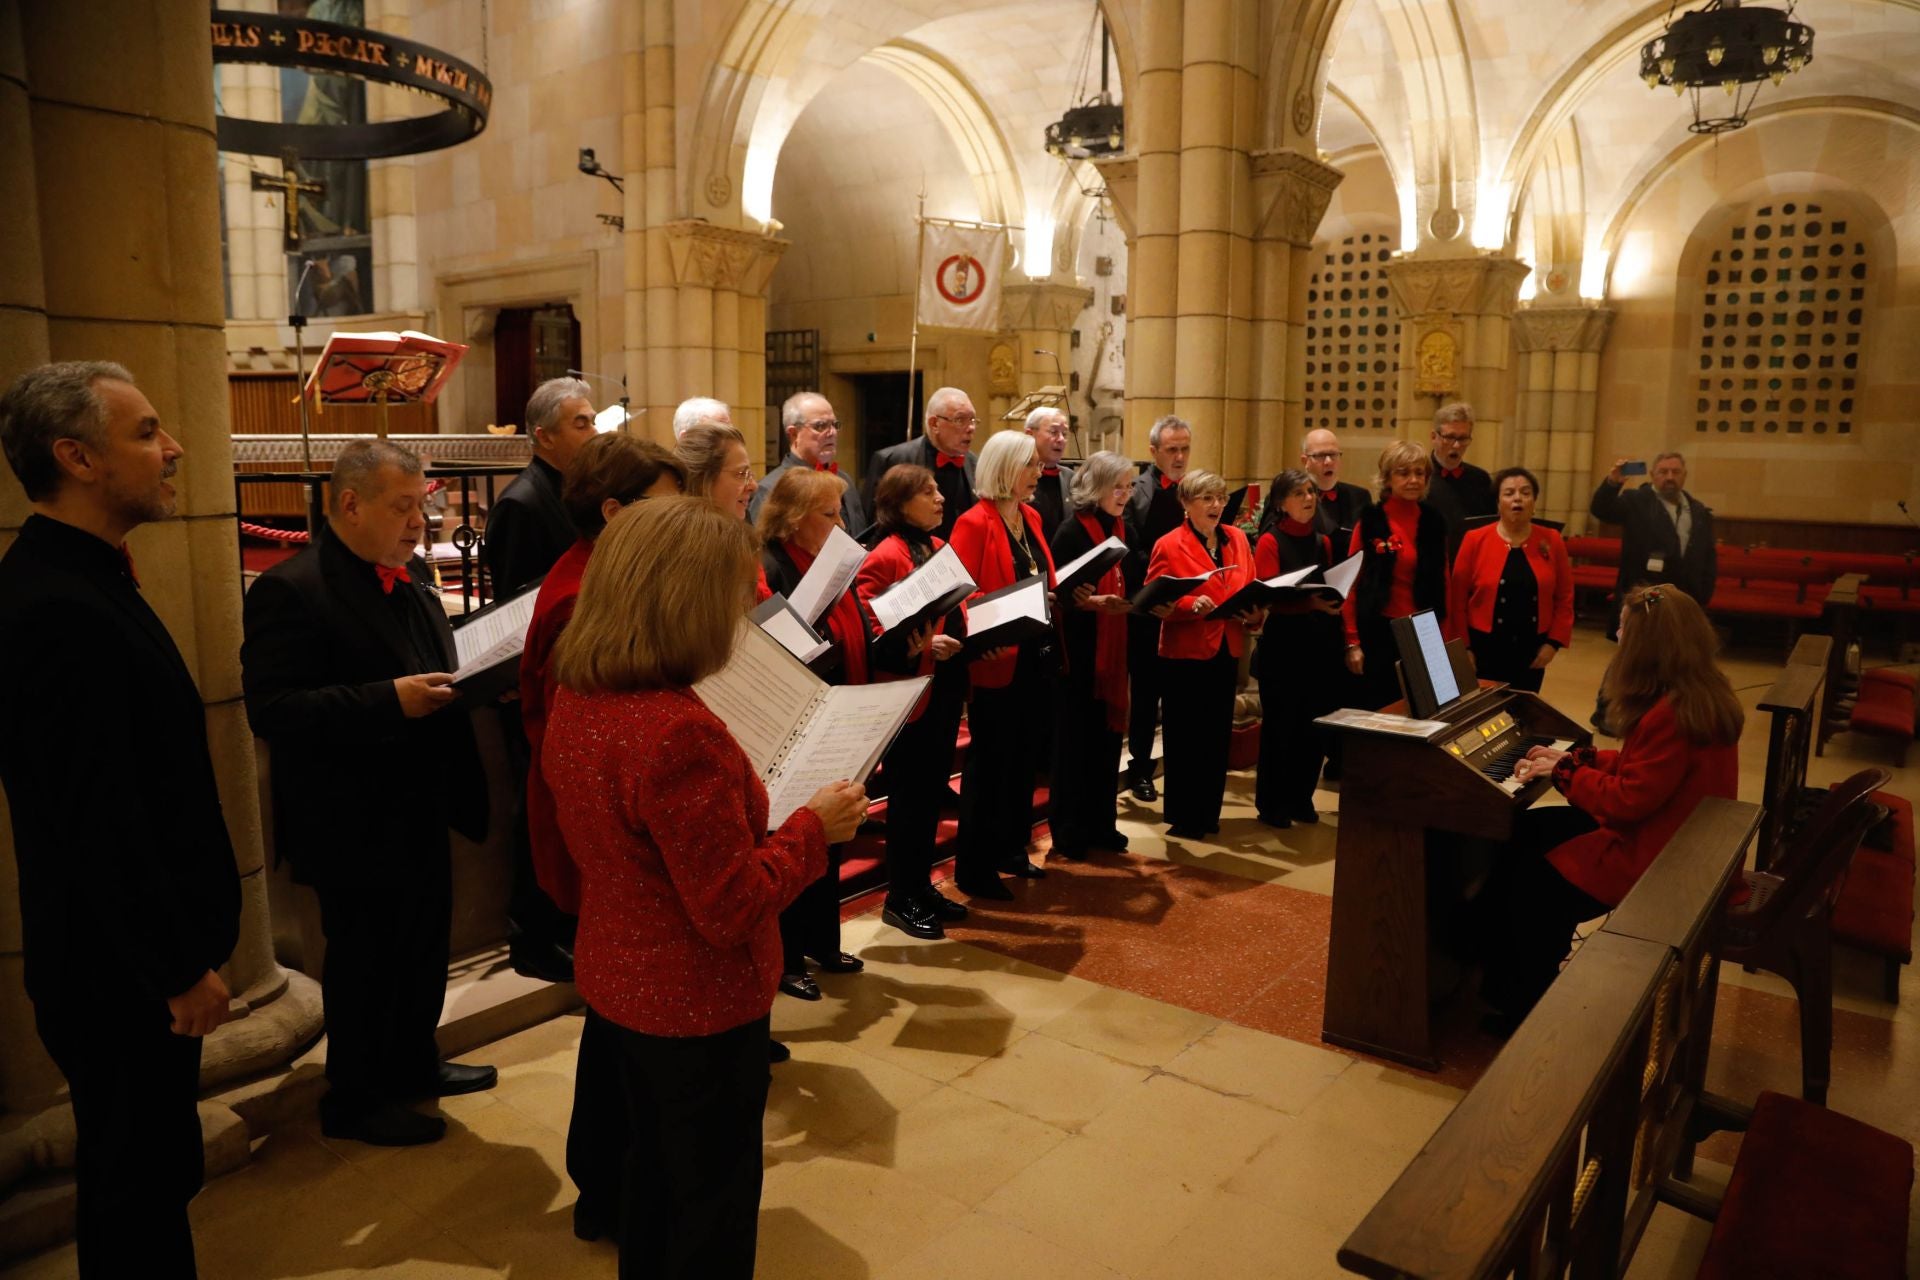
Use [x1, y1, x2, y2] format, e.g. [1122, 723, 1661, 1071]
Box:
[483, 495, 555, 598]
[241, 570, 404, 742]
[1590, 477, 1630, 524]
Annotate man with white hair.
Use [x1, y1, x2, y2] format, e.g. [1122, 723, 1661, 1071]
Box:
[864, 386, 978, 542]
[486, 376, 597, 598]
[747, 391, 866, 532]
[1024, 404, 1074, 541]
[1119, 414, 1194, 801]
[672, 396, 732, 439]
[1299, 427, 1370, 542]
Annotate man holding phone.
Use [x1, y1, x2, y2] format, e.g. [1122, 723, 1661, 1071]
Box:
[1590, 451, 1716, 640]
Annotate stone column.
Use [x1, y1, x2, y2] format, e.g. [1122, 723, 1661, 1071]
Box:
[999, 281, 1095, 442]
[1382, 253, 1531, 463]
[0, 0, 320, 1216]
[1122, 0, 1182, 455]
[1512, 304, 1613, 532]
[1250, 148, 1342, 482]
[660, 220, 788, 458]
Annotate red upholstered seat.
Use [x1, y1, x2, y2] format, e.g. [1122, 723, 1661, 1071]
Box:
[1564, 535, 1620, 565]
[1708, 583, 1827, 619]
[1849, 683, 1916, 741]
[1696, 1091, 1913, 1280]
[1863, 668, 1917, 694]
[1832, 850, 1915, 964]
[1861, 584, 1920, 613]
[1569, 565, 1615, 590]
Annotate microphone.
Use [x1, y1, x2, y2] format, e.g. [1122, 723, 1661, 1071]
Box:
[1899, 499, 1919, 532]
[1033, 348, 1065, 386]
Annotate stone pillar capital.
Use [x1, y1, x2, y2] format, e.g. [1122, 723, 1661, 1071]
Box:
[1251, 148, 1344, 247]
[1382, 254, 1531, 319]
[1089, 156, 1138, 241]
[999, 280, 1095, 333]
[662, 219, 789, 295]
[1512, 303, 1615, 354]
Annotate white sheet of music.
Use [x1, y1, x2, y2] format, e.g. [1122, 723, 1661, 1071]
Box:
[1054, 535, 1127, 585]
[754, 596, 830, 664]
[966, 574, 1048, 633]
[787, 525, 867, 625]
[694, 622, 817, 776]
[762, 679, 928, 830]
[451, 589, 539, 681]
[868, 543, 975, 633]
[1321, 551, 1364, 599]
[1259, 563, 1320, 589]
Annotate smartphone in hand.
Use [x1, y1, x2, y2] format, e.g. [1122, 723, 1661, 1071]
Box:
[1619, 460, 1648, 477]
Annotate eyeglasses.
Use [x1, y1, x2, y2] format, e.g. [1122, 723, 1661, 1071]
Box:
[726, 465, 755, 482]
[935, 413, 978, 427]
[1305, 450, 1342, 462]
[1436, 431, 1473, 446]
[802, 419, 839, 432]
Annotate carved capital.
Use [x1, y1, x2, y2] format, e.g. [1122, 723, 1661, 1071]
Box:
[999, 281, 1095, 334]
[1252, 148, 1344, 247]
[1090, 155, 1138, 240]
[1512, 304, 1616, 353]
[662, 219, 790, 294]
[1382, 254, 1530, 319]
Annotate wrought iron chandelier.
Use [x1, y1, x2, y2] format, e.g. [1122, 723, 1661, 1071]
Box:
[1044, 13, 1124, 160]
[1640, 0, 1815, 134]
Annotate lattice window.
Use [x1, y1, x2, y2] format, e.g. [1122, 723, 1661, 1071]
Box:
[1693, 200, 1868, 436]
[1304, 232, 1399, 432]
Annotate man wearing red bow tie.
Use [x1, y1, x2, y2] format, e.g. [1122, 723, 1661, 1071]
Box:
[242, 439, 493, 1149]
[1119, 415, 1194, 800]
[1424, 401, 1495, 560]
[749, 391, 867, 532]
[1024, 405, 1075, 541]
[863, 386, 978, 541]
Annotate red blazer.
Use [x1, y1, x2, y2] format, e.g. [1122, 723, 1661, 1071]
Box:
[1445, 523, 1574, 649]
[518, 537, 593, 914]
[854, 531, 956, 721]
[1546, 696, 1739, 906]
[1148, 522, 1257, 660]
[948, 499, 1057, 690]
[543, 686, 828, 1036]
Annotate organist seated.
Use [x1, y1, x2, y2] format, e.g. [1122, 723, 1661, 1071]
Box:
[1477, 584, 1742, 1031]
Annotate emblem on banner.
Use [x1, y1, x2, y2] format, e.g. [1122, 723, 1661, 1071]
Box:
[935, 254, 987, 307]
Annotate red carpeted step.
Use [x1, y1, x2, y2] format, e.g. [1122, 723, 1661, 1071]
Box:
[1830, 787, 1914, 981]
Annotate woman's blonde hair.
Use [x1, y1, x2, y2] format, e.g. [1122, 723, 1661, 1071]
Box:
[1178, 469, 1228, 502]
[675, 422, 748, 498]
[551, 496, 756, 693]
[756, 466, 845, 544]
[1374, 439, 1430, 502]
[1600, 584, 1744, 744]
[973, 429, 1037, 500]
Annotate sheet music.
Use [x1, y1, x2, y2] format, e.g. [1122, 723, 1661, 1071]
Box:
[451, 590, 539, 681]
[966, 575, 1048, 633]
[1264, 563, 1319, 588]
[763, 680, 928, 830]
[788, 525, 867, 625]
[1320, 551, 1363, 599]
[693, 621, 820, 776]
[753, 595, 831, 664]
[1054, 536, 1126, 587]
[1316, 707, 1452, 737]
[868, 543, 976, 633]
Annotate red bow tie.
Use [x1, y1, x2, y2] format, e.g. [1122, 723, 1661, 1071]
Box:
[1317, 488, 1338, 506]
[1440, 465, 1465, 480]
[1159, 473, 1178, 490]
[813, 461, 839, 474]
[936, 452, 966, 470]
[1041, 465, 1060, 478]
[374, 563, 412, 595]
[119, 546, 140, 585]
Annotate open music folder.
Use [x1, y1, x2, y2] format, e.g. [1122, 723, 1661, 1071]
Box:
[1053, 535, 1128, 598]
[959, 573, 1052, 658]
[751, 593, 830, 664]
[1215, 549, 1364, 616]
[695, 619, 929, 831]
[867, 542, 976, 636]
[787, 524, 868, 626]
[1129, 567, 1226, 613]
[449, 582, 541, 702]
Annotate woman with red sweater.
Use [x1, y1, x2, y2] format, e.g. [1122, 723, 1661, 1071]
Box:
[1444, 466, 1574, 693]
[1342, 439, 1450, 710]
[1147, 470, 1265, 839]
[543, 497, 868, 1280]
[1479, 584, 1741, 1029]
[948, 430, 1056, 899]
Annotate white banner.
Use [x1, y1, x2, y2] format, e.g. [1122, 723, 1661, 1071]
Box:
[916, 222, 1008, 333]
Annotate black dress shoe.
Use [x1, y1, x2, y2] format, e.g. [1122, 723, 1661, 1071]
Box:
[1291, 804, 1320, 825]
[573, 1197, 619, 1243]
[809, 951, 864, 974]
[509, 934, 575, 984]
[921, 888, 969, 921]
[321, 1102, 447, 1147]
[956, 874, 1015, 901]
[1257, 811, 1293, 829]
[422, 1062, 498, 1097]
[779, 972, 822, 1001]
[882, 896, 945, 940]
[1095, 830, 1130, 852]
[1001, 859, 1046, 879]
[1166, 823, 1208, 840]
[769, 1039, 791, 1064]
[1129, 774, 1159, 802]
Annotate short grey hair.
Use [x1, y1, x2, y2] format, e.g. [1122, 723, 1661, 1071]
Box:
[0, 361, 133, 501]
[1070, 450, 1135, 509]
[1147, 414, 1191, 448]
[1177, 469, 1229, 502]
[329, 439, 423, 514]
[1652, 450, 1687, 469]
[1024, 405, 1068, 434]
[973, 429, 1038, 501]
[525, 377, 592, 436]
[673, 397, 730, 438]
[925, 386, 972, 423]
[1433, 402, 1475, 430]
[781, 391, 828, 431]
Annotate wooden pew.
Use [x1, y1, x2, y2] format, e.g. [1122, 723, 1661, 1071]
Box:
[1755, 643, 1827, 873]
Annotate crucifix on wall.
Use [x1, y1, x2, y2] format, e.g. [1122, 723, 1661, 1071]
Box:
[250, 149, 326, 254]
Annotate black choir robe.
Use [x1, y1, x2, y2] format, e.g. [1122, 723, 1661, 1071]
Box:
[1423, 457, 1496, 559]
[864, 436, 976, 543]
[484, 455, 574, 597]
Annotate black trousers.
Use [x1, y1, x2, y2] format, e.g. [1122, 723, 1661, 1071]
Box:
[958, 678, 1042, 879]
[880, 679, 965, 900]
[1049, 681, 1123, 854]
[1125, 616, 1164, 775]
[314, 834, 452, 1111]
[612, 1013, 771, 1280]
[1352, 616, 1406, 710]
[1160, 645, 1238, 832]
[500, 704, 575, 948]
[1478, 806, 1610, 1018]
[568, 1008, 630, 1230]
[1255, 653, 1337, 818]
[1468, 628, 1546, 694]
[779, 845, 843, 970]
[35, 999, 205, 1279]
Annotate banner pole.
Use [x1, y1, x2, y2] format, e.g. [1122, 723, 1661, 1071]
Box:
[908, 185, 926, 441]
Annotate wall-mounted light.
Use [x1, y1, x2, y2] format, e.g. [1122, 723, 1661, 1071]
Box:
[578, 147, 624, 193]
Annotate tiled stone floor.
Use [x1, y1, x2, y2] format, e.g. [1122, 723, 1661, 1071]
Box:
[7, 625, 1916, 1278]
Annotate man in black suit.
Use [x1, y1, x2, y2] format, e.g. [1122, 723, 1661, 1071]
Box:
[1590, 451, 1717, 640]
[1024, 405, 1075, 542]
[864, 385, 978, 542]
[749, 391, 866, 532]
[1299, 427, 1371, 542]
[242, 440, 493, 1147]
[0, 361, 240, 1278]
[1422, 402, 1495, 558]
[1120, 414, 1193, 800]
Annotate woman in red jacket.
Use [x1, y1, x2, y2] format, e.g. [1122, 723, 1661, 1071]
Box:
[948, 430, 1056, 899]
[1444, 466, 1573, 693]
[1342, 439, 1449, 709]
[1478, 584, 1742, 1029]
[855, 464, 969, 938]
[543, 497, 868, 1280]
[1147, 470, 1265, 839]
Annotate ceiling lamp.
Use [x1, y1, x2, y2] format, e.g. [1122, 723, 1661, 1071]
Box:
[1044, 12, 1124, 160]
[1641, 0, 1814, 134]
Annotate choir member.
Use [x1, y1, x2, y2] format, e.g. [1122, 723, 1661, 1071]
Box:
[241, 440, 493, 1147]
[1023, 405, 1075, 541]
[863, 385, 978, 542]
[672, 395, 732, 439]
[1046, 450, 1137, 859]
[1342, 440, 1450, 711]
[1147, 470, 1264, 839]
[1480, 585, 1740, 1029]
[1445, 466, 1574, 694]
[1120, 414, 1194, 800]
[0, 362, 240, 1278]
[543, 497, 867, 1280]
[1423, 402, 1495, 559]
[676, 421, 772, 602]
[520, 432, 684, 1243]
[948, 430, 1057, 898]
[748, 391, 866, 532]
[1251, 469, 1346, 827]
[757, 468, 870, 996]
[855, 465, 971, 940]
[1299, 427, 1371, 542]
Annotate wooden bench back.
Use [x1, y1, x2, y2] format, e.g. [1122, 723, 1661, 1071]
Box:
[1757, 644, 1828, 872]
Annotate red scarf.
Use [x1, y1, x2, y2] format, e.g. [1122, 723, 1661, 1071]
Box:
[1076, 512, 1130, 733]
[785, 541, 868, 685]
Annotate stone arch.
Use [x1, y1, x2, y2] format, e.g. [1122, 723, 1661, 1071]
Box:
[860, 42, 1026, 228]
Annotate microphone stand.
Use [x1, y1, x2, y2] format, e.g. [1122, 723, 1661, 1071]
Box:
[566, 368, 633, 431]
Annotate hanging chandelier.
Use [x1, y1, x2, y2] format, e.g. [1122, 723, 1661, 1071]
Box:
[1044, 11, 1124, 160]
[1640, 0, 1815, 134]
